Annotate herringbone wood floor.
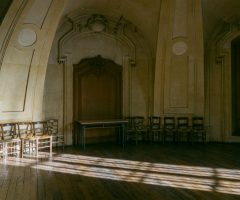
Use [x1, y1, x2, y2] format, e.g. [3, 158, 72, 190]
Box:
[0, 142, 240, 200]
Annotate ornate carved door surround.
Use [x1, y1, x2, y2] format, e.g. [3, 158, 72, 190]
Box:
[58, 11, 136, 145]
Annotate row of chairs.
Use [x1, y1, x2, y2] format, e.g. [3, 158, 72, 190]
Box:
[122, 116, 207, 145]
[0, 119, 64, 160]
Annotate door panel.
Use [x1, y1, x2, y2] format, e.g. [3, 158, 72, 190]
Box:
[73, 55, 122, 144]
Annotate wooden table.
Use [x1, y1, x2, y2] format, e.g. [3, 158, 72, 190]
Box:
[77, 119, 128, 150]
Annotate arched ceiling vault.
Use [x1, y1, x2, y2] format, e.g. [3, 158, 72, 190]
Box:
[1, 0, 240, 55]
[60, 0, 161, 57]
[202, 0, 240, 52]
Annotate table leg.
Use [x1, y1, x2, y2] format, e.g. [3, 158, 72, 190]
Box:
[119, 127, 120, 145]
[84, 126, 86, 150]
[125, 123, 127, 146]
[77, 122, 79, 146]
[81, 125, 83, 148]
[122, 124, 124, 147]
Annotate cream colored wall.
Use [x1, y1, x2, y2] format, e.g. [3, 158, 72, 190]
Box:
[0, 0, 68, 120]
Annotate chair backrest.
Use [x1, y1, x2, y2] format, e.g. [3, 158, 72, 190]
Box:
[17, 122, 32, 139]
[47, 119, 59, 134]
[192, 117, 204, 130]
[149, 117, 161, 129]
[177, 117, 189, 129]
[121, 117, 133, 130]
[133, 116, 144, 130]
[32, 121, 46, 136]
[164, 117, 175, 129]
[1, 123, 17, 140]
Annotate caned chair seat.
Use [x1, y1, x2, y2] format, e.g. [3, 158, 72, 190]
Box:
[36, 135, 51, 139]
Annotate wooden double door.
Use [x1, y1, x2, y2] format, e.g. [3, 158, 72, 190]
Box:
[73, 55, 123, 144]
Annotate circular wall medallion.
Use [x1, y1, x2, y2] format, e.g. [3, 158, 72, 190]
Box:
[18, 29, 37, 47]
[172, 41, 188, 56]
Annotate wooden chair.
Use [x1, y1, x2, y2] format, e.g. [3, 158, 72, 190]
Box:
[133, 116, 149, 145]
[121, 117, 134, 145]
[149, 117, 164, 144]
[123, 117, 138, 145]
[192, 117, 206, 144]
[1, 123, 21, 157]
[164, 117, 177, 143]
[17, 122, 38, 158]
[46, 119, 64, 150]
[32, 121, 52, 156]
[177, 117, 192, 144]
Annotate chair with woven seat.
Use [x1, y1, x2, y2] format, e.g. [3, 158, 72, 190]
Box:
[121, 117, 134, 145]
[149, 117, 164, 144]
[133, 116, 149, 145]
[32, 121, 52, 156]
[164, 117, 177, 143]
[46, 119, 64, 150]
[1, 123, 21, 157]
[192, 117, 206, 144]
[17, 122, 38, 158]
[177, 117, 192, 144]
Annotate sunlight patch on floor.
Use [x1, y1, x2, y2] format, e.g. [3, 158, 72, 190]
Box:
[1, 153, 240, 195]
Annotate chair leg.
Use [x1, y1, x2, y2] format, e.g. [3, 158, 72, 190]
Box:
[192, 132, 194, 144]
[203, 131, 206, 144]
[162, 132, 164, 145]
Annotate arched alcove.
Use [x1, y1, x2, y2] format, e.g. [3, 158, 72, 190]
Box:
[205, 15, 240, 142]
[44, 9, 153, 145]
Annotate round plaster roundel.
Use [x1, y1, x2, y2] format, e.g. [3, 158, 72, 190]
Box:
[172, 41, 188, 56]
[18, 29, 37, 47]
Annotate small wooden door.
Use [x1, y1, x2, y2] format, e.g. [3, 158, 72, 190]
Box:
[73, 55, 122, 144]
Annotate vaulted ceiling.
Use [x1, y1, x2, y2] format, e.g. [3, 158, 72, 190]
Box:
[1, 0, 240, 54]
[202, 0, 240, 51]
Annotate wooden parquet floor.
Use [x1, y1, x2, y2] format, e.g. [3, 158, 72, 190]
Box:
[0, 142, 240, 200]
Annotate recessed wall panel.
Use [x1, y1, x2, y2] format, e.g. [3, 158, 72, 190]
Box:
[172, 0, 188, 39]
[170, 56, 189, 108]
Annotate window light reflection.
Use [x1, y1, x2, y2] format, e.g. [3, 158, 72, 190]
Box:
[1, 154, 240, 196]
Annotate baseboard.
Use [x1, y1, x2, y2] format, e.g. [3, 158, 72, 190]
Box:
[229, 136, 240, 143]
